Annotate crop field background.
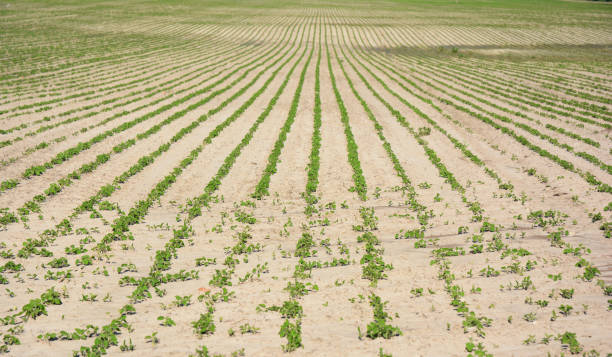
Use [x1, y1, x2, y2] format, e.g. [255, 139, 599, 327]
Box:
[0, 0, 611, 355]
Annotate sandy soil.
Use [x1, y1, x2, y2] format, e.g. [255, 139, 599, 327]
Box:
[0, 1, 611, 356]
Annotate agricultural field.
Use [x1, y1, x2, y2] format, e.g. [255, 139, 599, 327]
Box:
[0, 0, 611, 355]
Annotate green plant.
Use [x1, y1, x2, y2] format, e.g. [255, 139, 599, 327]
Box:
[239, 323, 259, 334]
[523, 312, 536, 322]
[560, 288, 574, 299]
[279, 319, 302, 352]
[20, 299, 47, 320]
[378, 348, 392, 357]
[480, 265, 500, 277]
[252, 42, 314, 199]
[40, 287, 62, 305]
[465, 339, 492, 357]
[157, 316, 176, 327]
[48, 257, 69, 268]
[192, 307, 215, 335]
[327, 46, 367, 200]
[536, 300, 549, 308]
[195, 257, 216, 267]
[583, 266, 600, 281]
[284, 281, 318, 298]
[353, 207, 379, 232]
[145, 331, 159, 345]
[365, 294, 401, 339]
[410, 288, 423, 297]
[294, 232, 316, 258]
[541, 334, 553, 344]
[462, 311, 491, 337]
[174, 295, 192, 307]
[190, 345, 210, 357]
[514, 276, 534, 290]
[120, 338, 135, 351]
[209, 269, 232, 287]
[263, 300, 304, 319]
[557, 332, 582, 354]
[559, 304, 573, 316]
[523, 335, 536, 345]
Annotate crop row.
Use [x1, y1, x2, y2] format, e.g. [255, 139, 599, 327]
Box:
[304, 28, 323, 206]
[70, 28, 313, 354]
[0, 22, 277, 118]
[252, 28, 315, 199]
[456, 58, 612, 106]
[330, 36, 430, 225]
[414, 55, 612, 122]
[0, 23, 287, 167]
[437, 60, 612, 123]
[418, 73, 612, 175]
[0, 33, 267, 154]
[0, 22, 310, 349]
[350, 22, 611, 123]
[346, 30, 612, 195]
[416, 60, 610, 143]
[80, 23, 308, 237]
[0, 29, 228, 106]
[405, 60, 611, 154]
[0, 22, 300, 214]
[325, 29, 367, 201]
